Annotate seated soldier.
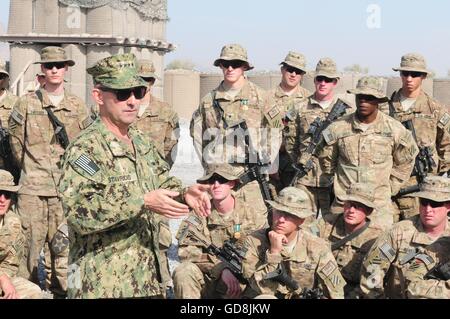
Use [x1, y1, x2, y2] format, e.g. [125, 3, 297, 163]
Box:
[360, 176, 450, 299]
[173, 164, 268, 299]
[309, 183, 383, 298]
[0, 170, 42, 299]
[404, 236, 450, 299]
[241, 187, 345, 299]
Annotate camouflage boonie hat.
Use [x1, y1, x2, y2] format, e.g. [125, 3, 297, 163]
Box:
[0, 170, 20, 192]
[137, 59, 160, 80]
[197, 163, 245, 183]
[348, 76, 387, 100]
[266, 187, 315, 219]
[338, 183, 376, 209]
[406, 176, 450, 203]
[34, 46, 75, 66]
[0, 59, 9, 77]
[280, 51, 307, 73]
[213, 44, 254, 70]
[87, 53, 147, 90]
[393, 53, 429, 74]
[315, 57, 340, 79]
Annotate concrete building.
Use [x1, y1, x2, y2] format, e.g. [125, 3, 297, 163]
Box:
[0, 0, 174, 104]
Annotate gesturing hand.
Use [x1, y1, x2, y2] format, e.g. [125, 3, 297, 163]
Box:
[144, 189, 189, 219]
[185, 184, 211, 217]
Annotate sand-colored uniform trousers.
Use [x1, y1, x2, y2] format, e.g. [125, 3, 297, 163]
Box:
[8, 88, 90, 296]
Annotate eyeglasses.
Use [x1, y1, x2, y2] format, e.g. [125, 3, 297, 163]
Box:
[100, 87, 147, 101]
[207, 175, 231, 185]
[315, 76, 334, 83]
[42, 62, 67, 70]
[284, 66, 304, 75]
[420, 198, 444, 208]
[220, 60, 245, 69]
[0, 191, 13, 199]
[400, 71, 425, 78]
[357, 94, 378, 102]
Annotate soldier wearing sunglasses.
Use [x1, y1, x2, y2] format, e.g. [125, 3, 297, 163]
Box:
[361, 176, 450, 299]
[8, 46, 92, 298]
[59, 53, 210, 299]
[264, 51, 311, 190]
[190, 44, 271, 225]
[173, 164, 268, 299]
[388, 53, 450, 221]
[321, 76, 418, 231]
[285, 58, 354, 219]
[134, 59, 180, 297]
[0, 170, 43, 299]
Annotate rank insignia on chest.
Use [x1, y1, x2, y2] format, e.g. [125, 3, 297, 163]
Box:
[233, 224, 242, 240]
[268, 106, 280, 119]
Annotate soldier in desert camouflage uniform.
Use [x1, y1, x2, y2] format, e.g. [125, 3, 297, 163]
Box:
[387, 53, 450, 221]
[241, 187, 345, 299]
[285, 58, 354, 218]
[9, 46, 92, 297]
[135, 59, 180, 297]
[59, 53, 210, 299]
[404, 236, 450, 299]
[173, 164, 268, 299]
[360, 176, 450, 299]
[0, 170, 42, 299]
[309, 183, 383, 298]
[320, 76, 418, 230]
[190, 44, 276, 219]
[265, 51, 311, 189]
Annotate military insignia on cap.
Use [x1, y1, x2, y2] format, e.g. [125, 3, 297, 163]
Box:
[379, 242, 395, 262]
[74, 154, 100, 176]
[267, 106, 280, 119]
[320, 261, 337, 277]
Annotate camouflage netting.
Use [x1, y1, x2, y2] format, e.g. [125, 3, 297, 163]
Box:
[58, 0, 168, 21]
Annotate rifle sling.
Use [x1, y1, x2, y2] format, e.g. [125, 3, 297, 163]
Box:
[212, 91, 229, 129]
[331, 220, 371, 251]
[35, 90, 67, 147]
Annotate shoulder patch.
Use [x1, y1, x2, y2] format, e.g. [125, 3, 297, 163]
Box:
[439, 112, 450, 127]
[10, 109, 24, 125]
[320, 260, 337, 277]
[81, 115, 95, 130]
[267, 106, 280, 119]
[322, 128, 336, 145]
[379, 242, 396, 262]
[73, 154, 100, 176]
[415, 253, 434, 266]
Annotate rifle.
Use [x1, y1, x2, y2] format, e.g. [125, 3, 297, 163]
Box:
[394, 119, 436, 198]
[424, 261, 450, 281]
[228, 119, 275, 227]
[45, 107, 70, 149]
[178, 215, 248, 282]
[264, 263, 324, 299]
[290, 100, 348, 186]
[0, 121, 20, 183]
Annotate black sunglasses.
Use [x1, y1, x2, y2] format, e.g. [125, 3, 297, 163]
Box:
[43, 62, 67, 70]
[420, 198, 444, 208]
[284, 65, 304, 75]
[141, 77, 155, 83]
[220, 60, 245, 69]
[207, 175, 231, 185]
[101, 87, 147, 101]
[315, 76, 334, 83]
[0, 191, 13, 199]
[0, 73, 8, 80]
[357, 94, 378, 102]
[400, 71, 425, 78]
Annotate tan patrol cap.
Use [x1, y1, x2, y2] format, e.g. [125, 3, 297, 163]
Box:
[393, 53, 429, 74]
[280, 51, 307, 73]
[315, 57, 340, 79]
[0, 170, 20, 193]
[347, 76, 387, 100]
[338, 183, 376, 209]
[265, 187, 315, 219]
[213, 44, 254, 70]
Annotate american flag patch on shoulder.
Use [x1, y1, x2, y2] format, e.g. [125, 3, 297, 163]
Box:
[74, 154, 100, 176]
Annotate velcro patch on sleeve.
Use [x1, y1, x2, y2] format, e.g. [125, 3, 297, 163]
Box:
[415, 254, 434, 266]
[379, 242, 396, 262]
[320, 260, 337, 277]
[10, 109, 24, 125]
[439, 112, 450, 127]
[81, 115, 95, 129]
[74, 154, 100, 176]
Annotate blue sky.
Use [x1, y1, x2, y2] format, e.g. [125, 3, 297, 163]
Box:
[2, 0, 450, 76]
